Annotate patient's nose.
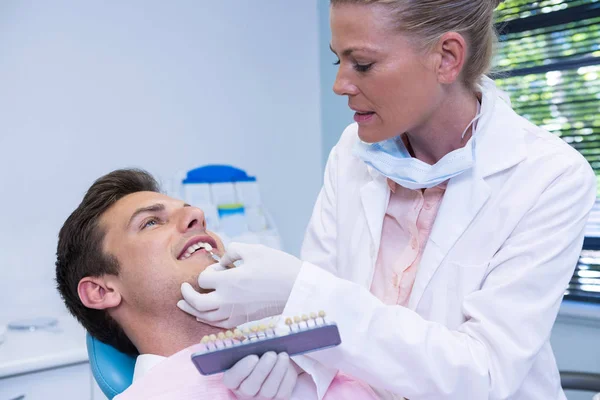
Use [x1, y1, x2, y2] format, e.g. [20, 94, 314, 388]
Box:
[179, 207, 207, 232]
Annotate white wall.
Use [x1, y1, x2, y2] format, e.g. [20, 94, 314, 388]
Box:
[0, 0, 321, 323]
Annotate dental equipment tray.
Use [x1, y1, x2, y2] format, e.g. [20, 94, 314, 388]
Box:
[191, 313, 341, 375]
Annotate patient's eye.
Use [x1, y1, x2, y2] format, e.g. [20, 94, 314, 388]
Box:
[141, 217, 161, 230]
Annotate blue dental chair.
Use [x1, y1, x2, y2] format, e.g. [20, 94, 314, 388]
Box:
[86, 333, 136, 399]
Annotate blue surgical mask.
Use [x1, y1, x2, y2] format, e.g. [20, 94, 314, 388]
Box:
[354, 102, 482, 190]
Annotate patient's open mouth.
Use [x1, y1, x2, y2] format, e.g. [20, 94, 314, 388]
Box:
[178, 236, 219, 260]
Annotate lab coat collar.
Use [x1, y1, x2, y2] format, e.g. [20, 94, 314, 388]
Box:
[471, 76, 526, 179]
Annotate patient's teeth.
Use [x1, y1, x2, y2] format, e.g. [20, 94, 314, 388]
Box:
[179, 241, 217, 260]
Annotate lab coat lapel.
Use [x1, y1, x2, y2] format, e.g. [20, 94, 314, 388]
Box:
[359, 168, 390, 270]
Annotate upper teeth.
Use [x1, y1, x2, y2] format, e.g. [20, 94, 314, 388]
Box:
[180, 242, 213, 260]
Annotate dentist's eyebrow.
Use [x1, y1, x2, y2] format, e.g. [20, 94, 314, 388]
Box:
[127, 203, 166, 228]
[330, 44, 377, 57]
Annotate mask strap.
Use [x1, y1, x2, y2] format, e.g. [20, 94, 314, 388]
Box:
[461, 100, 483, 139]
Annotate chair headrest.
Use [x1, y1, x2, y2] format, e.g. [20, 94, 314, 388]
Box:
[86, 333, 136, 399]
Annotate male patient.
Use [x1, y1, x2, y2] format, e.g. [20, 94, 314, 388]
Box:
[55, 169, 376, 400]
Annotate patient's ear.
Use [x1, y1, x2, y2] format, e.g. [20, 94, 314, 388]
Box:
[78, 276, 122, 310]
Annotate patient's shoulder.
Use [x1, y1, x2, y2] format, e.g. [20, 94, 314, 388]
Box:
[116, 345, 236, 399]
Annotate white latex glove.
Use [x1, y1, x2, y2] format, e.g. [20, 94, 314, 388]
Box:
[177, 243, 302, 328]
[223, 352, 298, 399]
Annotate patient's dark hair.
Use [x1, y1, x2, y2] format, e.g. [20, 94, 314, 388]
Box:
[56, 168, 160, 355]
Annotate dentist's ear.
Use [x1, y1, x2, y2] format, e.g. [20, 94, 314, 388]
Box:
[78, 276, 122, 310]
[432, 31, 467, 85]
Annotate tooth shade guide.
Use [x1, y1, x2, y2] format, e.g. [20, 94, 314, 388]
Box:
[210, 251, 221, 262]
[192, 316, 341, 376]
[268, 322, 277, 336]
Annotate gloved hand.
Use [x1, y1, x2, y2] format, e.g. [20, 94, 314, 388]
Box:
[177, 243, 302, 328]
[223, 352, 298, 399]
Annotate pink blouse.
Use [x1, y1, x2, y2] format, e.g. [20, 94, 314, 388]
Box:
[370, 179, 446, 306]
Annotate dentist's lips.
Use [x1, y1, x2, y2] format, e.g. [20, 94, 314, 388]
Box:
[354, 112, 375, 123]
[177, 235, 219, 260]
[350, 106, 375, 123]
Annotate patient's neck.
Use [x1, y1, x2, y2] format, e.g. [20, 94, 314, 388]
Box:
[121, 310, 222, 357]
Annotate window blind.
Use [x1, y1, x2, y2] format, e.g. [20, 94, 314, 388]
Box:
[493, 0, 600, 303]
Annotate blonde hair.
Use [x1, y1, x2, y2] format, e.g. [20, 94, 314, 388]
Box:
[330, 0, 504, 92]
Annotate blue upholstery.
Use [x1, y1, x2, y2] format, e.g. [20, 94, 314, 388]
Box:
[86, 333, 136, 399]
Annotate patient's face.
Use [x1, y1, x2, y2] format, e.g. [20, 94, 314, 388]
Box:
[100, 191, 224, 318]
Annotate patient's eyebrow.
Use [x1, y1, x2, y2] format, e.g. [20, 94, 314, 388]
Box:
[127, 203, 165, 228]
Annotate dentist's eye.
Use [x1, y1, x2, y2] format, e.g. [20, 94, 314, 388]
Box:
[354, 63, 373, 73]
[333, 59, 340, 66]
[141, 217, 160, 230]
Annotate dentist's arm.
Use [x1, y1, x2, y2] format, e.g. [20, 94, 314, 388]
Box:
[282, 159, 596, 399]
[182, 158, 596, 399]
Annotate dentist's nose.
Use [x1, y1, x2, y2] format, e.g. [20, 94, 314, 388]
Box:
[179, 206, 207, 232]
[333, 67, 359, 97]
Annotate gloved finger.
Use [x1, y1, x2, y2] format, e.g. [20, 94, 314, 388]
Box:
[274, 361, 298, 400]
[195, 317, 235, 329]
[192, 307, 232, 323]
[222, 355, 260, 390]
[177, 300, 231, 328]
[207, 262, 228, 272]
[258, 353, 291, 399]
[197, 263, 233, 289]
[218, 242, 262, 268]
[180, 283, 221, 312]
[176, 299, 207, 319]
[237, 352, 278, 397]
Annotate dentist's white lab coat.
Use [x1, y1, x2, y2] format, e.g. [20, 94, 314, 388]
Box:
[283, 78, 597, 399]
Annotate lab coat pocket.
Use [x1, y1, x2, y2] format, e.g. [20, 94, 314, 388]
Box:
[446, 261, 490, 326]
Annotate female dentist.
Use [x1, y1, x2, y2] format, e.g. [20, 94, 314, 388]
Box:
[179, 0, 597, 398]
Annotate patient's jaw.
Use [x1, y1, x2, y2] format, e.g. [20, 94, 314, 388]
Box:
[98, 191, 224, 356]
